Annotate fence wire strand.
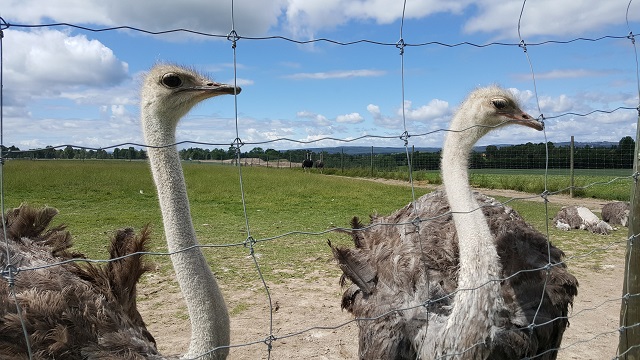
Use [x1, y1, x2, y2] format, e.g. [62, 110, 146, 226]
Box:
[0, 0, 639, 359]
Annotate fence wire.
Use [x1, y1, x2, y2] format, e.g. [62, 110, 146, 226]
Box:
[0, 0, 639, 359]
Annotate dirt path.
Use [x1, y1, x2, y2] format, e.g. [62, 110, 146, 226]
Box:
[138, 177, 627, 359]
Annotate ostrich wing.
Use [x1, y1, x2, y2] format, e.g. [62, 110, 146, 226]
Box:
[0, 205, 166, 359]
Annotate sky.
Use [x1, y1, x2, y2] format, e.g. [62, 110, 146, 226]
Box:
[1, 0, 639, 152]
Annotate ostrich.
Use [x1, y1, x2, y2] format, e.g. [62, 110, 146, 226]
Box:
[330, 86, 578, 359]
[553, 205, 613, 234]
[315, 153, 324, 173]
[302, 152, 313, 172]
[0, 64, 240, 359]
[602, 201, 630, 227]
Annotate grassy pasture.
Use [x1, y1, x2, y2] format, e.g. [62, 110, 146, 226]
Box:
[322, 167, 632, 201]
[2, 159, 628, 287]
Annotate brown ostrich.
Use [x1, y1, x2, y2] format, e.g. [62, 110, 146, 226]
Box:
[0, 64, 240, 359]
[315, 153, 325, 173]
[601, 201, 630, 227]
[553, 205, 613, 234]
[330, 86, 578, 359]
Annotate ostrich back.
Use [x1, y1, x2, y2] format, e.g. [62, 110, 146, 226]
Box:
[331, 190, 578, 360]
[0, 205, 168, 359]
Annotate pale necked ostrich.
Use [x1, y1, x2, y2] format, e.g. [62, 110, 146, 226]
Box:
[302, 152, 313, 172]
[0, 64, 240, 359]
[330, 86, 578, 359]
[315, 153, 324, 173]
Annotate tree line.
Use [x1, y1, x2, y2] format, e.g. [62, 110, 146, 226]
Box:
[2, 145, 147, 160]
[3, 136, 635, 170]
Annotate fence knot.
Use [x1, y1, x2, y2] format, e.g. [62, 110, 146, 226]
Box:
[400, 131, 410, 146]
[628, 31, 636, 45]
[244, 236, 257, 255]
[537, 114, 546, 129]
[540, 190, 549, 203]
[396, 38, 406, 55]
[2, 264, 19, 286]
[410, 217, 421, 229]
[227, 29, 240, 49]
[526, 322, 535, 334]
[0, 16, 7, 32]
[231, 137, 244, 151]
[518, 39, 528, 53]
[263, 334, 276, 351]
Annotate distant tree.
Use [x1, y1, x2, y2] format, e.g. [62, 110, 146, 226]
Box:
[618, 136, 635, 168]
[64, 146, 75, 159]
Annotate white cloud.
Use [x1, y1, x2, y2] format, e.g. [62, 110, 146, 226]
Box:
[336, 113, 364, 124]
[514, 69, 613, 82]
[5, 29, 129, 95]
[286, 69, 386, 80]
[464, 0, 637, 39]
[296, 111, 330, 126]
[367, 103, 402, 128]
[539, 94, 575, 113]
[4, 0, 286, 38]
[4, 0, 637, 42]
[402, 99, 450, 121]
[227, 78, 254, 87]
[284, 0, 471, 38]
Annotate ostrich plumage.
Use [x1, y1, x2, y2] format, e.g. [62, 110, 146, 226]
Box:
[330, 86, 578, 359]
[0, 64, 240, 359]
[602, 201, 630, 227]
[0, 205, 162, 359]
[302, 152, 314, 171]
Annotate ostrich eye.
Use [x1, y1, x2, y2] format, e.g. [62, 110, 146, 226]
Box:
[161, 73, 183, 88]
[491, 98, 508, 110]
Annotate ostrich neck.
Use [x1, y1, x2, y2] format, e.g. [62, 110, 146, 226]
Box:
[436, 128, 503, 358]
[145, 119, 230, 359]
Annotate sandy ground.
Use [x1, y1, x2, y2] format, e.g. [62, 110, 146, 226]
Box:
[138, 181, 628, 359]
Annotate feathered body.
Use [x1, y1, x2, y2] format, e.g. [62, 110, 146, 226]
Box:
[302, 152, 314, 170]
[0, 205, 166, 359]
[331, 86, 578, 359]
[602, 201, 630, 227]
[332, 191, 577, 359]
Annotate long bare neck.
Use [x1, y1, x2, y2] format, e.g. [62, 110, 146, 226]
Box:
[433, 125, 503, 358]
[144, 114, 230, 359]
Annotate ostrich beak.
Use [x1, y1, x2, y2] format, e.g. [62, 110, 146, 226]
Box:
[191, 83, 242, 95]
[505, 112, 544, 131]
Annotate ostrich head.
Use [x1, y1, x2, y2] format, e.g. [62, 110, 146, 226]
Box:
[449, 86, 543, 144]
[141, 64, 241, 145]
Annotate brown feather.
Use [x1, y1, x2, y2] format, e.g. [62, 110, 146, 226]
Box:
[0, 204, 167, 359]
[331, 190, 578, 359]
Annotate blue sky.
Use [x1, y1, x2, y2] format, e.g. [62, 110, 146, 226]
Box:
[1, 0, 639, 151]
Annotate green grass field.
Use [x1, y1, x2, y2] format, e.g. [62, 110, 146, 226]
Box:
[2, 159, 628, 287]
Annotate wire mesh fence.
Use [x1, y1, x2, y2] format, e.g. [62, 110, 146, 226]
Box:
[0, 0, 639, 359]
